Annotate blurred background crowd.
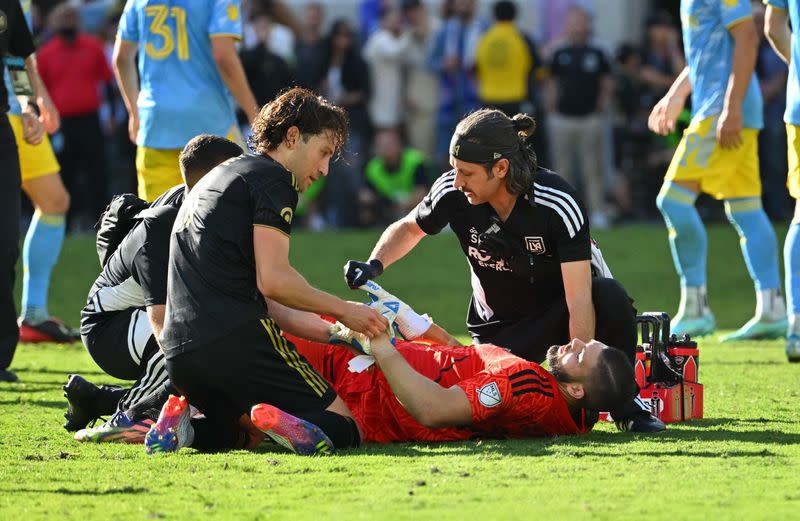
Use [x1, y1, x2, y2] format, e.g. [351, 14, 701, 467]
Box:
[21, 0, 795, 232]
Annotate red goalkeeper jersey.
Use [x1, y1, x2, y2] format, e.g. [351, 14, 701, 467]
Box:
[287, 335, 593, 443]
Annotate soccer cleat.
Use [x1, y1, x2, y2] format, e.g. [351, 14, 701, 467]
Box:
[786, 335, 800, 363]
[74, 411, 153, 443]
[250, 403, 334, 456]
[145, 395, 194, 454]
[719, 317, 788, 343]
[0, 369, 18, 383]
[63, 374, 101, 432]
[671, 312, 716, 338]
[19, 317, 81, 344]
[616, 412, 666, 433]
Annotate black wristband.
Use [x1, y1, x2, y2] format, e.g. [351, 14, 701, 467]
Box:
[367, 259, 384, 276]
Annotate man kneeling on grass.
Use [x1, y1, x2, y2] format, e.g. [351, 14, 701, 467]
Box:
[144, 282, 637, 454]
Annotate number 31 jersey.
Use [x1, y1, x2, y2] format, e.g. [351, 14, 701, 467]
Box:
[117, 0, 242, 148]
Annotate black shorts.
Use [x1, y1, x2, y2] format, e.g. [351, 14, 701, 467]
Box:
[81, 309, 159, 380]
[470, 277, 637, 364]
[166, 318, 336, 426]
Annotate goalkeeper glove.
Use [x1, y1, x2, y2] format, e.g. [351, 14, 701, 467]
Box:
[344, 259, 384, 289]
[359, 280, 433, 340]
[328, 321, 372, 355]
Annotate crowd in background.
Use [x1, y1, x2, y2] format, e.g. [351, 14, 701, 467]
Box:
[21, 0, 795, 232]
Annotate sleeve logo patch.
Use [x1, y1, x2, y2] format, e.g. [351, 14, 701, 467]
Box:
[477, 382, 502, 408]
[280, 207, 293, 224]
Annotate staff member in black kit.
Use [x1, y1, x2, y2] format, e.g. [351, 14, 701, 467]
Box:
[345, 108, 664, 432]
[0, 0, 43, 382]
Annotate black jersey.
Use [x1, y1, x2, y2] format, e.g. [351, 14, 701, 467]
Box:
[160, 153, 299, 357]
[415, 168, 590, 331]
[0, 0, 35, 112]
[81, 205, 179, 334]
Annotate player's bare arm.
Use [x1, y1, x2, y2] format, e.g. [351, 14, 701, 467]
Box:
[23, 55, 59, 133]
[561, 260, 595, 342]
[254, 226, 387, 338]
[112, 38, 140, 144]
[211, 36, 259, 124]
[718, 18, 759, 149]
[648, 66, 691, 136]
[344, 212, 427, 288]
[765, 6, 791, 65]
[370, 332, 472, 428]
[146, 304, 165, 351]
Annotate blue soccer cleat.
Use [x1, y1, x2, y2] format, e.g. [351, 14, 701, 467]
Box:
[786, 334, 800, 363]
[74, 410, 153, 444]
[671, 312, 716, 338]
[719, 317, 788, 343]
[250, 403, 334, 456]
[145, 395, 194, 454]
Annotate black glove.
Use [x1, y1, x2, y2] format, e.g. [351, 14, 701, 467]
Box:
[344, 259, 384, 289]
[477, 218, 535, 280]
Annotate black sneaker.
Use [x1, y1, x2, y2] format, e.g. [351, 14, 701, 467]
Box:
[616, 412, 667, 433]
[63, 374, 101, 432]
[0, 369, 18, 382]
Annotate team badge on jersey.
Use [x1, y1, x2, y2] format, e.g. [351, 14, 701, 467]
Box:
[280, 207, 293, 224]
[525, 236, 545, 254]
[477, 382, 502, 408]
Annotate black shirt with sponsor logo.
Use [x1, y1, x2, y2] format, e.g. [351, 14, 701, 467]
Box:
[161, 153, 298, 357]
[0, 0, 36, 113]
[80, 187, 184, 334]
[415, 168, 590, 334]
[549, 44, 611, 117]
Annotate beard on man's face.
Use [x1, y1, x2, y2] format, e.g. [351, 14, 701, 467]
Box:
[546, 344, 572, 383]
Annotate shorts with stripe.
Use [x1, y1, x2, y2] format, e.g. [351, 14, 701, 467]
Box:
[81, 309, 170, 412]
[82, 308, 158, 380]
[165, 318, 337, 438]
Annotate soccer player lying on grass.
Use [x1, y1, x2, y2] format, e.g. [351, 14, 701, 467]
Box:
[142, 282, 637, 454]
[64, 135, 243, 440]
[256, 289, 638, 447]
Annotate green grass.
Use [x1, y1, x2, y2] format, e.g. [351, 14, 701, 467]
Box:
[1, 225, 799, 520]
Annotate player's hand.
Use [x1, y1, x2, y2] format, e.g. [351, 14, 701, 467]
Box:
[339, 301, 389, 339]
[717, 106, 743, 149]
[128, 114, 139, 144]
[344, 259, 384, 289]
[648, 94, 686, 136]
[21, 111, 43, 146]
[38, 94, 60, 134]
[328, 321, 372, 355]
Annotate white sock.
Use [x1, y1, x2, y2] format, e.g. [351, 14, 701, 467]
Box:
[755, 288, 786, 321]
[677, 285, 709, 319]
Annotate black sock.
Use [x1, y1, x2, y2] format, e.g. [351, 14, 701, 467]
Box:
[190, 416, 242, 452]
[124, 381, 179, 422]
[297, 410, 361, 449]
[96, 387, 127, 415]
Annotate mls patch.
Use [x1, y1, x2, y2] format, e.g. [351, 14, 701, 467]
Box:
[477, 382, 502, 408]
[525, 236, 545, 255]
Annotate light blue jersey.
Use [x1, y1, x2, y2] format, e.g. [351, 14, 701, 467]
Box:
[118, 0, 242, 149]
[681, 0, 763, 129]
[4, 0, 34, 116]
[766, 0, 800, 124]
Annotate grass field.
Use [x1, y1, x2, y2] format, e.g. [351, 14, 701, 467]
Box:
[1, 224, 799, 520]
